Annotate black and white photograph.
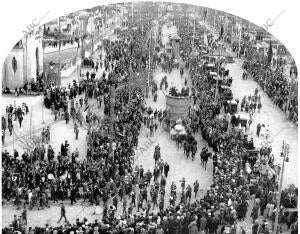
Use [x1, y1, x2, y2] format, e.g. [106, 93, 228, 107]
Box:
[0, 1, 298, 233]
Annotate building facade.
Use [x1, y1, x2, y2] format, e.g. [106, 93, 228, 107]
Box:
[2, 29, 44, 90]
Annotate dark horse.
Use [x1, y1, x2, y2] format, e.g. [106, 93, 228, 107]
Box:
[200, 148, 211, 170]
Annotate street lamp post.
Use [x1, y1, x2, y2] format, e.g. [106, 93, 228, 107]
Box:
[91, 10, 94, 55]
[107, 79, 116, 166]
[237, 23, 242, 58]
[213, 10, 216, 30]
[111, 141, 116, 162]
[214, 43, 222, 102]
[58, 16, 62, 87]
[273, 141, 290, 234]
[146, 25, 152, 99]
[109, 82, 116, 139]
[192, 7, 196, 48]
[29, 105, 33, 138]
[42, 95, 45, 124]
[129, 63, 133, 100]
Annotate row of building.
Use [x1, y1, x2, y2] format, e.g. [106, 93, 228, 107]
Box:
[1, 5, 120, 91]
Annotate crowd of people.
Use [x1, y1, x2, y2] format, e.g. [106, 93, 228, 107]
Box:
[168, 86, 190, 97]
[188, 44, 298, 234]
[2, 75, 45, 96]
[243, 54, 298, 124]
[2, 9, 298, 234]
[43, 39, 78, 48]
[1, 88, 143, 205]
[2, 102, 30, 144]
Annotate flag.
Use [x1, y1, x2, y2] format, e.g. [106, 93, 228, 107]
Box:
[267, 41, 273, 64]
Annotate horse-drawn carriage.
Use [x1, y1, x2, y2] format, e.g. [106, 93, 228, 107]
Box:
[234, 113, 249, 128]
[226, 56, 234, 63]
[204, 63, 217, 73]
[220, 67, 230, 77]
[209, 75, 224, 90]
[224, 99, 238, 114]
[219, 85, 233, 101]
[222, 76, 233, 86]
[200, 147, 211, 169]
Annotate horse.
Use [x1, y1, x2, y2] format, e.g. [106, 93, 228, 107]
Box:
[175, 134, 184, 149]
[153, 92, 158, 102]
[191, 145, 197, 161]
[185, 143, 191, 159]
[200, 148, 209, 167]
[180, 68, 184, 77]
[202, 151, 211, 170]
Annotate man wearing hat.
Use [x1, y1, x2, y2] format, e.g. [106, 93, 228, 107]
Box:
[159, 198, 164, 212]
[193, 180, 199, 197]
[186, 185, 192, 203]
[180, 177, 186, 192]
[122, 198, 127, 217]
[130, 190, 136, 207]
[252, 220, 260, 234]
[137, 193, 143, 212]
[164, 162, 170, 177]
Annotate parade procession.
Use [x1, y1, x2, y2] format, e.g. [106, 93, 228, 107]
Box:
[1, 2, 298, 234]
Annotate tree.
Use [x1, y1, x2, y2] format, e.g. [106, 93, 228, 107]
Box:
[267, 41, 273, 65]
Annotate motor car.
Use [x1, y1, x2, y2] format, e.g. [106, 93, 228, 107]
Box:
[226, 56, 234, 63]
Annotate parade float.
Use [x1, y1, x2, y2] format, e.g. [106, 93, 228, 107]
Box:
[162, 86, 191, 138]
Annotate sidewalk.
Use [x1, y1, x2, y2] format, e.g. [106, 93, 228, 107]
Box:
[227, 59, 298, 187]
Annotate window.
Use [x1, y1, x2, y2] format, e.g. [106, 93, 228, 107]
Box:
[12, 56, 18, 73]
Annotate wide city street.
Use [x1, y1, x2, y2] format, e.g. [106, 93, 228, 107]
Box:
[1, 3, 298, 234]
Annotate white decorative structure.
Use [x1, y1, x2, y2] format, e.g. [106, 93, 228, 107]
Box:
[166, 94, 191, 119]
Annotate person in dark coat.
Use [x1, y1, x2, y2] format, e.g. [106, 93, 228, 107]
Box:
[252, 220, 260, 234]
[251, 203, 259, 223]
[60, 143, 65, 156]
[70, 186, 77, 205]
[256, 123, 261, 137]
[18, 115, 23, 128]
[64, 111, 69, 124]
[57, 204, 67, 223]
[164, 162, 170, 177]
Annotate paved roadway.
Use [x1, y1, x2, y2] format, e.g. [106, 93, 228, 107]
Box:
[2, 23, 213, 228]
[228, 58, 298, 187]
[200, 18, 298, 187]
[2, 22, 296, 234]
